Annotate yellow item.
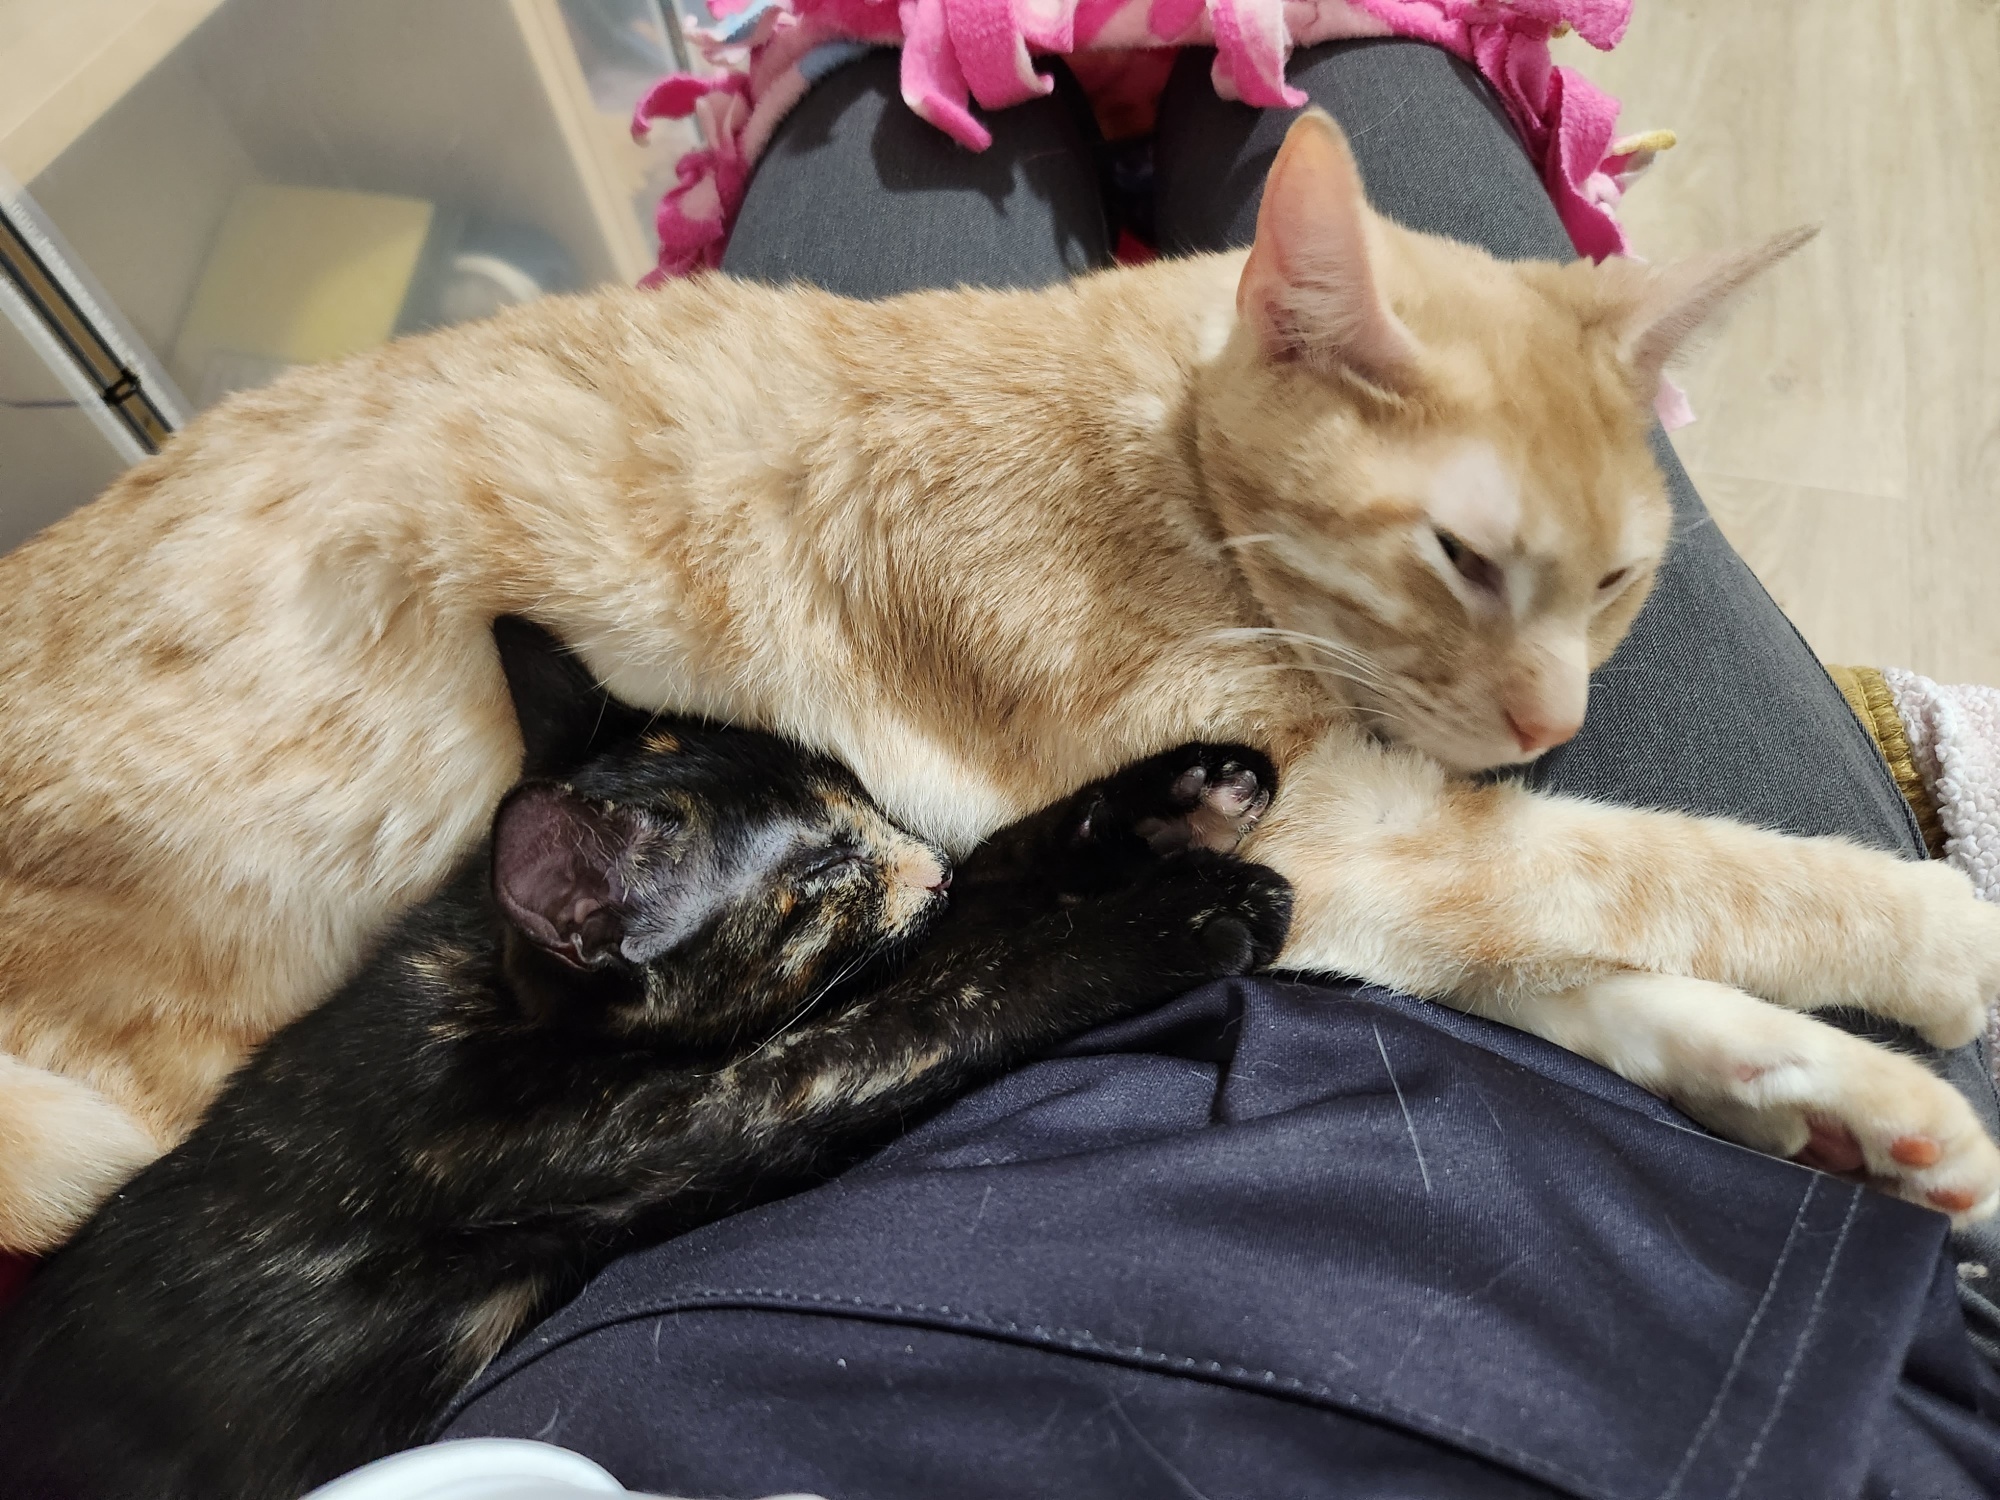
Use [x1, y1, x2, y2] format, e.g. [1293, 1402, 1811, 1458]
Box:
[1609, 128, 1679, 158]
[1826, 663, 1947, 858]
[173, 184, 433, 404]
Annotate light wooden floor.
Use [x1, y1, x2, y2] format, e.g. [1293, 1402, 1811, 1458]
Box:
[1553, 3, 2000, 684]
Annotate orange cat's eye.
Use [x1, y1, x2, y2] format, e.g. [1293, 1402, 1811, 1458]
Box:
[1434, 529, 1503, 597]
[1598, 567, 1630, 591]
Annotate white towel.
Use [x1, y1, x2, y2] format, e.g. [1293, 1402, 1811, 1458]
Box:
[1883, 669, 2000, 1071]
[1886, 670, 2000, 904]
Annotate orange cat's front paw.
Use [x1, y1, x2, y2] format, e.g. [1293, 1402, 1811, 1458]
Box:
[1778, 1103, 2000, 1227]
[1687, 1019, 2000, 1227]
[1528, 973, 2000, 1227]
[1892, 864, 2000, 1051]
[1791, 1116, 1995, 1219]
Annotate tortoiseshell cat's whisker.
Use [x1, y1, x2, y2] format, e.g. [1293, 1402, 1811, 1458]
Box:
[743, 948, 877, 1066]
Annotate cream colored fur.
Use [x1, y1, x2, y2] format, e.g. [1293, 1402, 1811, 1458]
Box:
[2, 113, 1997, 1252]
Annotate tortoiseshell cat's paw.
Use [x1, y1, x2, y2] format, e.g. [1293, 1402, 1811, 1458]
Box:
[1131, 849, 1294, 978]
[1077, 743, 1276, 858]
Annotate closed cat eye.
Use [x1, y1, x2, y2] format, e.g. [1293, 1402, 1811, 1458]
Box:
[800, 850, 867, 880]
[1598, 567, 1630, 591]
[1433, 529, 1504, 597]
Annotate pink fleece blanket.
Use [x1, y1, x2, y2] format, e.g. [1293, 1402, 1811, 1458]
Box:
[631, 0, 1648, 282]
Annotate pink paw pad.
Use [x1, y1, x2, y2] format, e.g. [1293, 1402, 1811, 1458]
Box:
[1929, 1188, 1979, 1213]
[1161, 764, 1271, 854]
[1792, 1117, 1866, 1175]
[1891, 1136, 1944, 1168]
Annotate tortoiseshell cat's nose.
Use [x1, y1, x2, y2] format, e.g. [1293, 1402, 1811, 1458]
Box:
[890, 844, 951, 893]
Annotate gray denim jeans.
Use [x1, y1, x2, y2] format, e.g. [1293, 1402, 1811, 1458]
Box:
[719, 38, 2000, 1336]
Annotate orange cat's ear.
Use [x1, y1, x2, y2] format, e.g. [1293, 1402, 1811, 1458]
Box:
[1613, 226, 1818, 393]
[1237, 109, 1420, 388]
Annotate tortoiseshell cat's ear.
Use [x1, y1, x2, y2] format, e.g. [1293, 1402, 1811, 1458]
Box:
[491, 783, 643, 971]
[492, 616, 651, 779]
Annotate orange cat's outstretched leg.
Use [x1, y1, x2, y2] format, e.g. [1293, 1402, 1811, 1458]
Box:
[1505, 974, 2000, 1224]
[0, 1055, 159, 1254]
[1247, 723, 2000, 1221]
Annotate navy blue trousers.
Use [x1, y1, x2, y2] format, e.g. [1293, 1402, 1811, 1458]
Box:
[443, 38, 2000, 1498]
[443, 981, 2000, 1497]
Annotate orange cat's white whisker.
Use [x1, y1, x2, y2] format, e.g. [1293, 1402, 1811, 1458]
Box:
[1217, 533, 1284, 552]
[1210, 624, 1384, 663]
[1212, 627, 1397, 693]
[1232, 657, 1395, 705]
[1294, 664, 1403, 703]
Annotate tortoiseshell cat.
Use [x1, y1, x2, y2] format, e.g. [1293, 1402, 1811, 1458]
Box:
[0, 620, 1290, 1500]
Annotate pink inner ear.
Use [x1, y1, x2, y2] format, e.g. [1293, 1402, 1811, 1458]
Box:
[1615, 226, 1818, 397]
[492, 785, 628, 968]
[1237, 110, 1420, 387]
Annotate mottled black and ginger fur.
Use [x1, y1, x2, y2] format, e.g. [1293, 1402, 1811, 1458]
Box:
[0, 618, 1292, 1500]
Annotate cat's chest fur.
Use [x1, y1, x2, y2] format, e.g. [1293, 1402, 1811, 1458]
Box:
[532, 257, 1306, 850]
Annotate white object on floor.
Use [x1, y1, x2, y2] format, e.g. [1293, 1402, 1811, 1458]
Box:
[303, 1438, 826, 1500]
[1883, 668, 2000, 1078]
[1886, 669, 2000, 904]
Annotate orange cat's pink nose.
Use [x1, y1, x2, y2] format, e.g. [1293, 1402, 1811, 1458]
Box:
[1506, 708, 1581, 756]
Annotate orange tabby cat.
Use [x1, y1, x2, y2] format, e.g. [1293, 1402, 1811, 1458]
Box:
[3, 111, 1997, 1253]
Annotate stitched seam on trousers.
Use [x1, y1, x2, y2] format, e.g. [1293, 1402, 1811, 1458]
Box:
[1722, 1189, 1860, 1500]
[1657, 1175, 1818, 1500]
[492, 1285, 1613, 1497]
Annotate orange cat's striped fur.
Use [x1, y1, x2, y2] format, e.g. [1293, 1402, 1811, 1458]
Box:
[4, 112, 1998, 1252]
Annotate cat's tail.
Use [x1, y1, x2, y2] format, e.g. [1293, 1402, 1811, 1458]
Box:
[0, 1052, 159, 1254]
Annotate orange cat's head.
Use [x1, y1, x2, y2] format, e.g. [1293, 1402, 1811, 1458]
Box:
[1196, 109, 1810, 773]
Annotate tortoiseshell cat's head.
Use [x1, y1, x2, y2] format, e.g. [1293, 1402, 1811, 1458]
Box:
[487, 617, 950, 1041]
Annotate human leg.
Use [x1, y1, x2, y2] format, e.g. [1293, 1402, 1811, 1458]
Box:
[445, 980, 2000, 1496]
[721, 49, 1111, 297]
